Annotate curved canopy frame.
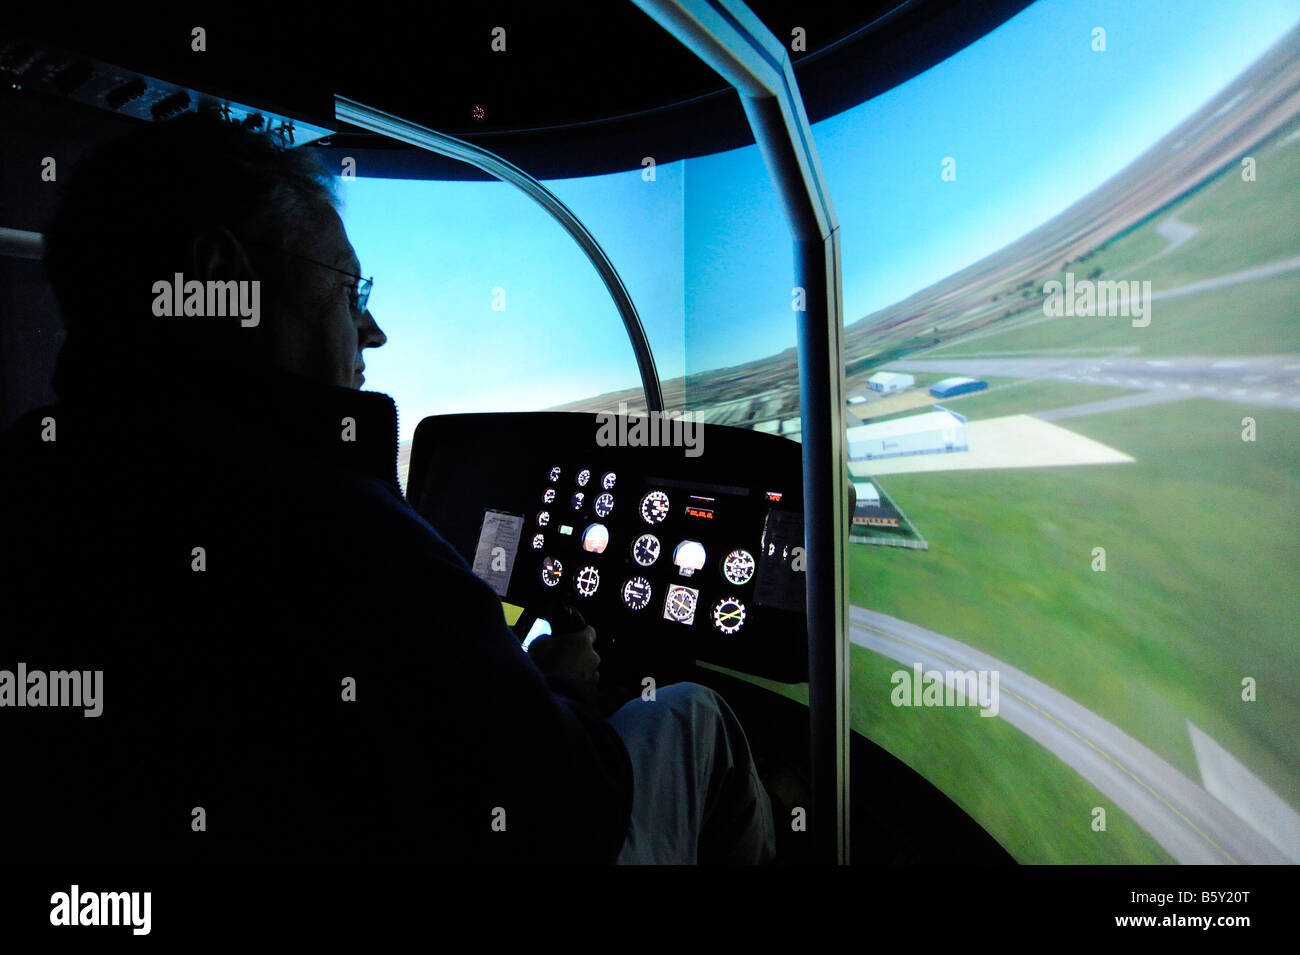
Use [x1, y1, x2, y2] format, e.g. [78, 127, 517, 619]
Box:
[632, 0, 850, 864]
[337, 0, 850, 864]
[334, 95, 665, 414]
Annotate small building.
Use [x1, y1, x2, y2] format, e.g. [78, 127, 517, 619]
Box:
[852, 481, 880, 507]
[852, 504, 902, 529]
[846, 393, 869, 405]
[866, 371, 915, 394]
[929, 376, 988, 399]
[846, 408, 968, 461]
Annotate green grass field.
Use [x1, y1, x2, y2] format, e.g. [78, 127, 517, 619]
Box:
[932, 270, 1300, 357]
[850, 399, 1300, 812]
[931, 121, 1300, 358]
[712, 655, 1175, 863]
[717, 121, 1300, 864]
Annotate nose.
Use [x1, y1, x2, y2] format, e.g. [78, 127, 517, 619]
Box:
[357, 308, 386, 349]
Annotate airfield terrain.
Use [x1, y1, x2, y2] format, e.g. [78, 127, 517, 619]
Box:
[539, 34, 1300, 863]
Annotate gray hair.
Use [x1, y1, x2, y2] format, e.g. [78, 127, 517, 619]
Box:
[44, 112, 338, 331]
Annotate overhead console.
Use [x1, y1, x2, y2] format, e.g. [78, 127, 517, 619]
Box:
[407, 412, 808, 683]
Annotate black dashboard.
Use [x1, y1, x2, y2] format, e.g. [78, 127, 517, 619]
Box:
[407, 412, 808, 684]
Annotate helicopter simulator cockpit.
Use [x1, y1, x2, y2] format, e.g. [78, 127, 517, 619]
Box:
[2, 0, 1298, 903]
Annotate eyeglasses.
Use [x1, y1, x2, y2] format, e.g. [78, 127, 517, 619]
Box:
[247, 241, 373, 313]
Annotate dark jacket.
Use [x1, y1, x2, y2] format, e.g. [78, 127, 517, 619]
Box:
[0, 340, 633, 863]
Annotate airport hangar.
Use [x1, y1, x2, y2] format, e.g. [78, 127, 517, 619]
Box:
[929, 376, 988, 399]
[866, 371, 915, 393]
[847, 408, 968, 461]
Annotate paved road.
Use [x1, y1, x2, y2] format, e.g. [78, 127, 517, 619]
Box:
[883, 354, 1300, 413]
[849, 605, 1293, 864]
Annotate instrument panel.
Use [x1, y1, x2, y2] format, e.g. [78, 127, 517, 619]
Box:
[407, 412, 808, 682]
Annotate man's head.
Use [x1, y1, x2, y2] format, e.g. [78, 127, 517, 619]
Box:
[44, 112, 385, 390]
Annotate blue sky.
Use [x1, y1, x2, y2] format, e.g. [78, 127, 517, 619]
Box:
[339, 0, 1300, 438]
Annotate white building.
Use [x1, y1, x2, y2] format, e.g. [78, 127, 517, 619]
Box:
[852, 481, 881, 506]
[847, 408, 968, 461]
[866, 371, 915, 393]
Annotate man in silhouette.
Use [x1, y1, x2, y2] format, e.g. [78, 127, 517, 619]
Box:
[0, 113, 772, 864]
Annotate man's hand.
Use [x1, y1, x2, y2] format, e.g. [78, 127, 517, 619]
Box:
[528, 625, 601, 690]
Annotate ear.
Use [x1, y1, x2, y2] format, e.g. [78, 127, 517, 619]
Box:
[189, 227, 257, 282]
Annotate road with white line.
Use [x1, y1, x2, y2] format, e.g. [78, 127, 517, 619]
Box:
[850, 605, 1293, 864]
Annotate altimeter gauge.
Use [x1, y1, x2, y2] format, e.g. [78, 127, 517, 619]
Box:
[632, 533, 661, 567]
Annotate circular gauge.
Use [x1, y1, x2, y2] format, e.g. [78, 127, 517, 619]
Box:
[632, 533, 661, 567]
[581, 523, 609, 554]
[540, 557, 563, 587]
[571, 492, 585, 510]
[722, 549, 756, 585]
[594, 492, 614, 518]
[531, 533, 545, 550]
[542, 488, 556, 504]
[712, 597, 746, 634]
[602, 472, 617, 490]
[640, 490, 670, 524]
[622, 576, 652, 610]
[537, 510, 551, 527]
[548, 467, 561, 483]
[575, 565, 600, 598]
[576, 469, 591, 487]
[673, 539, 707, 577]
[663, 585, 699, 625]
